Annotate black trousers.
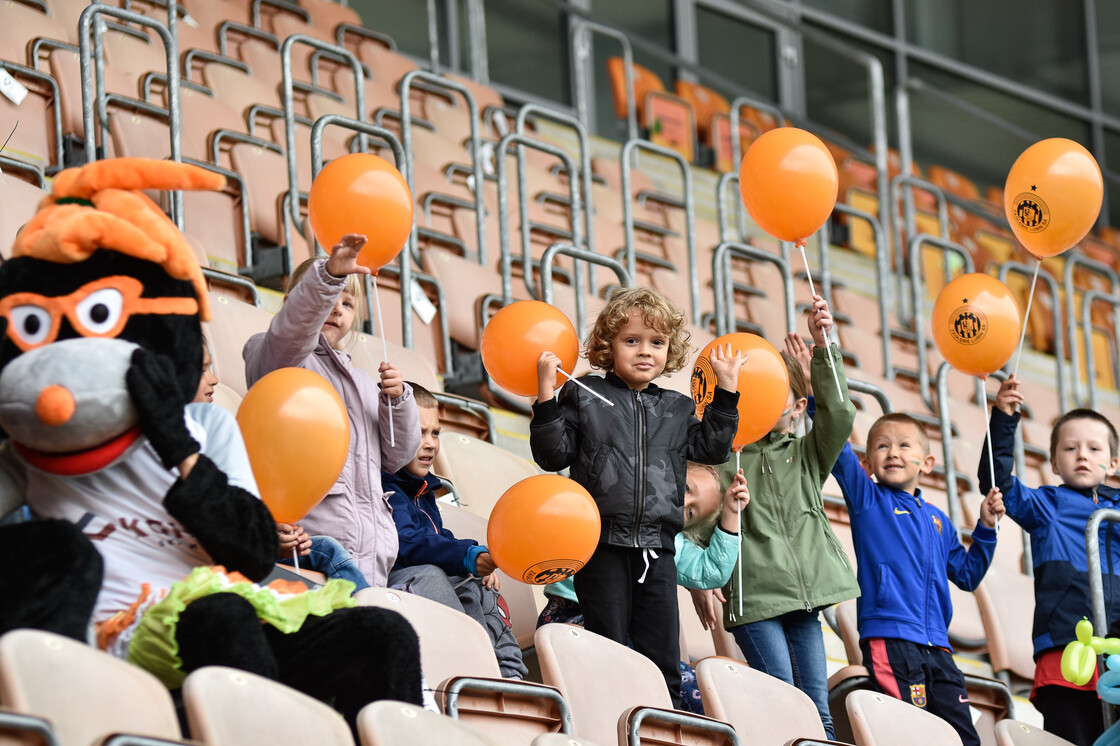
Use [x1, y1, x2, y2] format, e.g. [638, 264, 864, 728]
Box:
[859, 637, 980, 746]
[177, 593, 423, 733]
[573, 543, 682, 708]
[1033, 685, 1105, 746]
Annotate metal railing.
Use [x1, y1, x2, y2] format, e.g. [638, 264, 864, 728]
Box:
[712, 241, 794, 338]
[1080, 290, 1120, 412]
[1065, 254, 1120, 407]
[540, 243, 632, 338]
[570, 19, 637, 141]
[1086, 508, 1120, 728]
[998, 261, 1067, 413]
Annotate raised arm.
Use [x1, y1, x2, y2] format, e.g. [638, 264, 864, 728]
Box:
[977, 375, 1050, 530]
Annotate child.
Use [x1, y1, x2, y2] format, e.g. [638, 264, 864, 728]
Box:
[530, 287, 746, 707]
[537, 462, 751, 713]
[194, 335, 219, 404]
[382, 382, 527, 679]
[980, 375, 1120, 746]
[243, 234, 420, 588]
[834, 411, 1005, 746]
[708, 296, 860, 739]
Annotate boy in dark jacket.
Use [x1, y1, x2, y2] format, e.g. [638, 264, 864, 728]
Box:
[980, 375, 1120, 746]
[833, 412, 1005, 746]
[383, 383, 527, 679]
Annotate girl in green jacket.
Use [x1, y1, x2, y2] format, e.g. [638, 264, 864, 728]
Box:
[697, 295, 858, 739]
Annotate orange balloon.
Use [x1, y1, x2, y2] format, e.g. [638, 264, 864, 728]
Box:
[307, 153, 414, 272]
[931, 273, 1022, 379]
[480, 301, 579, 397]
[1004, 138, 1103, 258]
[693, 333, 789, 451]
[237, 367, 350, 523]
[739, 127, 838, 243]
[487, 474, 601, 584]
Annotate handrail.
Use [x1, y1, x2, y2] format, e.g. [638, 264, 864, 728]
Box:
[1086, 508, 1120, 728]
[626, 706, 741, 746]
[569, 18, 636, 141]
[907, 234, 975, 410]
[1080, 290, 1120, 412]
[621, 139, 698, 324]
[540, 243, 632, 339]
[997, 261, 1067, 412]
[1064, 253, 1120, 407]
[848, 377, 894, 415]
[495, 134, 582, 305]
[712, 241, 794, 338]
[443, 677, 572, 733]
[431, 393, 495, 444]
[832, 202, 892, 379]
[728, 95, 785, 180]
[309, 114, 416, 353]
[890, 173, 951, 324]
[716, 172, 746, 243]
[516, 103, 597, 290]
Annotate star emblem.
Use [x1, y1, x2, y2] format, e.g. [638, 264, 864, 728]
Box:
[1030, 184, 1037, 191]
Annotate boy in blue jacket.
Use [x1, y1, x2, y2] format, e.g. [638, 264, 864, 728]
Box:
[980, 375, 1120, 746]
[833, 412, 1005, 746]
[382, 383, 527, 679]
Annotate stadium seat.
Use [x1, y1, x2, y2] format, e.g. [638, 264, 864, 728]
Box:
[0, 174, 48, 254]
[845, 689, 963, 746]
[531, 735, 605, 746]
[203, 292, 275, 396]
[695, 657, 831, 744]
[357, 700, 503, 746]
[434, 431, 541, 518]
[972, 567, 1036, 692]
[677, 586, 716, 664]
[534, 623, 737, 746]
[0, 628, 184, 746]
[993, 720, 1076, 746]
[354, 587, 570, 742]
[673, 80, 728, 150]
[183, 666, 354, 746]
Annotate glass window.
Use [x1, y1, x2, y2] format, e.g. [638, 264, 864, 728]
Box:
[349, 0, 437, 64]
[483, 0, 568, 104]
[694, 6, 778, 102]
[1103, 129, 1120, 227]
[1097, 1, 1120, 119]
[801, 0, 893, 35]
[904, 0, 1088, 105]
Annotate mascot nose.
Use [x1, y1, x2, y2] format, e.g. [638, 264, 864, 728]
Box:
[36, 384, 77, 426]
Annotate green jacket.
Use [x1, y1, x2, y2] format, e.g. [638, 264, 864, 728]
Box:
[719, 344, 860, 628]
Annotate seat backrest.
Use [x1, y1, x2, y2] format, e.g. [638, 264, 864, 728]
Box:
[182, 666, 354, 746]
[353, 587, 503, 686]
[845, 689, 963, 746]
[605, 57, 664, 124]
[357, 700, 501, 746]
[973, 567, 1037, 682]
[0, 174, 48, 257]
[994, 719, 1077, 746]
[204, 292, 275, 397]
[535, 623, 672, 745]
[677, 585, 715, 663]
[695, 657, 827, 742]
[531, 736, 604, 746]
[435, 432, 540, 519]
[0, 629, 182, 746]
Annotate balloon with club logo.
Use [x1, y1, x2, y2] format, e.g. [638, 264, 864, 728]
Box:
[739, 127, 839, 245]
[1004, 138, 1103, 259]
[307, 153, 414, 272]
[480, 300, 579, 397]
[692, 333, 789, 451]
[487, 474, 601, 584]
[237, 367, 350, 522]
[931, 274, 1022, 379]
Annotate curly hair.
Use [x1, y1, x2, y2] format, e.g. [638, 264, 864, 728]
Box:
[584, 287, 691, 374]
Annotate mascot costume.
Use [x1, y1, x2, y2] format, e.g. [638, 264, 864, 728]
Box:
[0, 158, 422, 729]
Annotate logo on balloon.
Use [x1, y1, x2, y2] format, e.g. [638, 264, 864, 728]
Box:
[948, 305, 987, 347]
[691, 356, 714, 418]
[1012, 192, 1050, 233]
[523, 560, 585, 585]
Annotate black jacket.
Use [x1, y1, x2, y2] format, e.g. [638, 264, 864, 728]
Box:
[529, 372, 739, 551]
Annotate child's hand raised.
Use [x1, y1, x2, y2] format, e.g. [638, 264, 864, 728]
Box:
[807, 294, 833, 348]
[324, 233, 373, 278]
[784, 332, 814, 397]
[709, 343, 748, 392]
[995, 374, 1024, 416]
[378, 361, 404, 399]
[720, 469, 750, 533]
[537, 350, 562, 402]
[980, 487, 1005, 529]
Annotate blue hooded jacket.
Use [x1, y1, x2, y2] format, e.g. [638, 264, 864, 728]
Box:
[382, 468, 486, 577]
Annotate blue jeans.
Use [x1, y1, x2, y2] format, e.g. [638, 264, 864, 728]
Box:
[279, 535, 369, 592]
[730, 610, 834, 739]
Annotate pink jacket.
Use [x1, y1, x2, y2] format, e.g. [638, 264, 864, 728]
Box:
[243, 259, 421, 586]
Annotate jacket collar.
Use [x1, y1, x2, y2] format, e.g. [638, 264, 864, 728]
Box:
[383, 467, 441, 499]
[1068, 481, 1120, 502]
[604, 370, 660, 394]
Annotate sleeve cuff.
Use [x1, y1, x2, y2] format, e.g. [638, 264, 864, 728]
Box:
[709, 386, 740, 411]
[971, 523, 998, 543]
[315, 257, 347, 286]
[532, 397, 561, 421]
[463, 544, 486, 575]
[716, 523, 738, 536]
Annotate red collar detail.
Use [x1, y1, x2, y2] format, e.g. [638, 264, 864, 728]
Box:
[15, 426, 143, 476]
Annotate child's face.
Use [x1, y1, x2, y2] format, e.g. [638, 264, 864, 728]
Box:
[683, 469, 720, 523]
[610, 309, 668, 390]
[866, 421, 934, 493]
[321, 290, 357, 349]
[404, 405, 441, 478]
[1051, 417, 1119, 490]
[193, 345, 218, 403]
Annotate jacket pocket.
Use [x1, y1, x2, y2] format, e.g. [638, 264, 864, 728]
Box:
[871, 564, 908, 619]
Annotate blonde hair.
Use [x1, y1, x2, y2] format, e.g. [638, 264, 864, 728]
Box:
[680, 462, 722, 549]
[584, 287, 691, 374]
[781, 351, 807, 402]
[867, 412, 931, 457]
[288, 257, 369, 347]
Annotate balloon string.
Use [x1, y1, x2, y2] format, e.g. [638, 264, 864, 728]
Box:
[736, 449, 743, 619]
[372, 279, 395, 448]
[557, 367, 615, 406]
[292, 547, 301, 576]
[1011, 258, 1040, 381]
[983, 381, 996, 492]
[798, 242, 844, 403]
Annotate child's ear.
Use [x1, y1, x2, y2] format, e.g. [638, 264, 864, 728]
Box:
[792, 397, 808, 419]
[920, 453, 936, 475]
[1108, 455, 1120, 478]
[1051, 457, 1061, 477]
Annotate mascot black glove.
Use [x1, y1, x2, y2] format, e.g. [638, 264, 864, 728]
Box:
[127, 348, 200, 470]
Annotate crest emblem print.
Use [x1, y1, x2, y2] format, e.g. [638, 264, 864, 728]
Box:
[1012, 192, 1050, 233]
[948, 305, 987, 346]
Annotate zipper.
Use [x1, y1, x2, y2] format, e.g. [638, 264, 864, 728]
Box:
[764, 451, 811, 611]
[918, 494, 933, 646]
[632, 389, 646, 548]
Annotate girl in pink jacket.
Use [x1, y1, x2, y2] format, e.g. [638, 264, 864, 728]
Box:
[243, 234, 421, 587]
